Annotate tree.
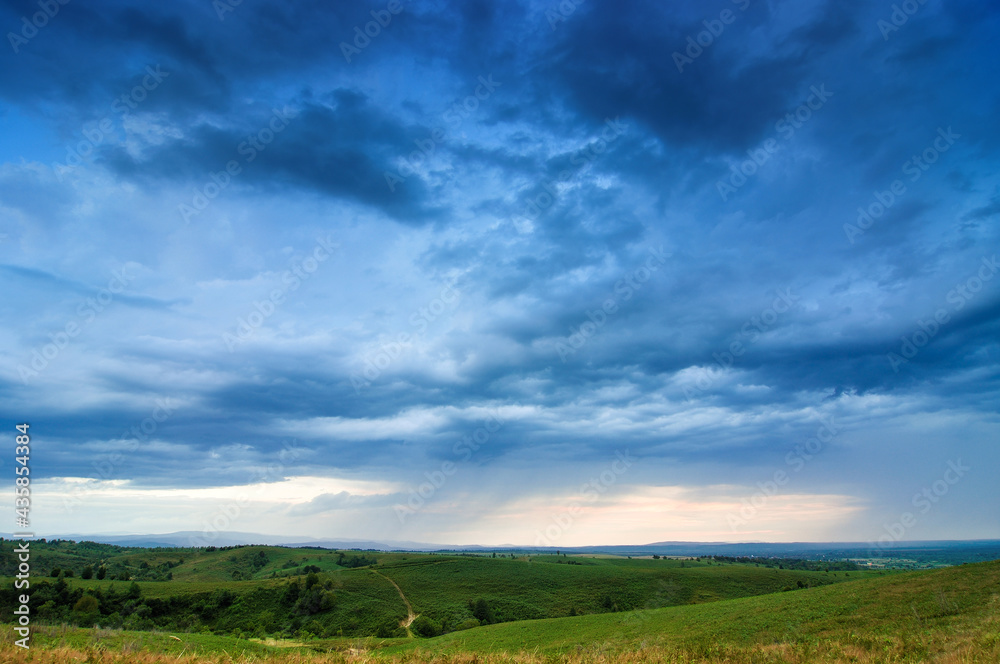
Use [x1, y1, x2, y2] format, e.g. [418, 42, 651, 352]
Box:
[81, 565, 94, 579]
[96, 566, 107, 580]
[471, 598, 496, 624]
[50, 568, 61, 577]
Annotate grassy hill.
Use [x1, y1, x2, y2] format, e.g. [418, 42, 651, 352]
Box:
[0, 560, 996, 663]
[0, 541, 880, 639]
[373, 559, 1000, 662]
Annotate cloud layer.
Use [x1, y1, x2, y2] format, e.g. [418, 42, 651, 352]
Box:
[1, 0, 998, 546]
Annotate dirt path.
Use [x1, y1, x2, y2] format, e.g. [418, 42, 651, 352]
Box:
[371, 570, 418, 636]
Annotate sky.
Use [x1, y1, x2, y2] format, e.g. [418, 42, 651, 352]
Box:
[0, 0, 998, 548]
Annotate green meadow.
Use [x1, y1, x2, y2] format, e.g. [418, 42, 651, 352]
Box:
[0, 540, 996, 663]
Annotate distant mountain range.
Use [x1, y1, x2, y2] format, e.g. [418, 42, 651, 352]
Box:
[3, 531, 999, 565]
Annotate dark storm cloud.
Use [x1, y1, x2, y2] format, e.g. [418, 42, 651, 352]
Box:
[0, 0, 997, 542]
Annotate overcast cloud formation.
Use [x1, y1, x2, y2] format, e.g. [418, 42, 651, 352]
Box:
[0, 0, 998, 547]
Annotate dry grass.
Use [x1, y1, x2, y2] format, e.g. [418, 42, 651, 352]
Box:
[1, 637, 998, 664]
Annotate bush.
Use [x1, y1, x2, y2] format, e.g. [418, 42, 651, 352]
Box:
[411, 615, 442, 637]
[454, 618, 481, 631]
[376, 619, 407, 637]
[73, 595, 99, 614]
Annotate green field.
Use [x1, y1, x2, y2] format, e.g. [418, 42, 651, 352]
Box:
[1, 540, 996, 663]
[0, 541, 880, 639]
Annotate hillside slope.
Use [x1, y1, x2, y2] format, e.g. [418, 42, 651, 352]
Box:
[378, 560, 1000, 661]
